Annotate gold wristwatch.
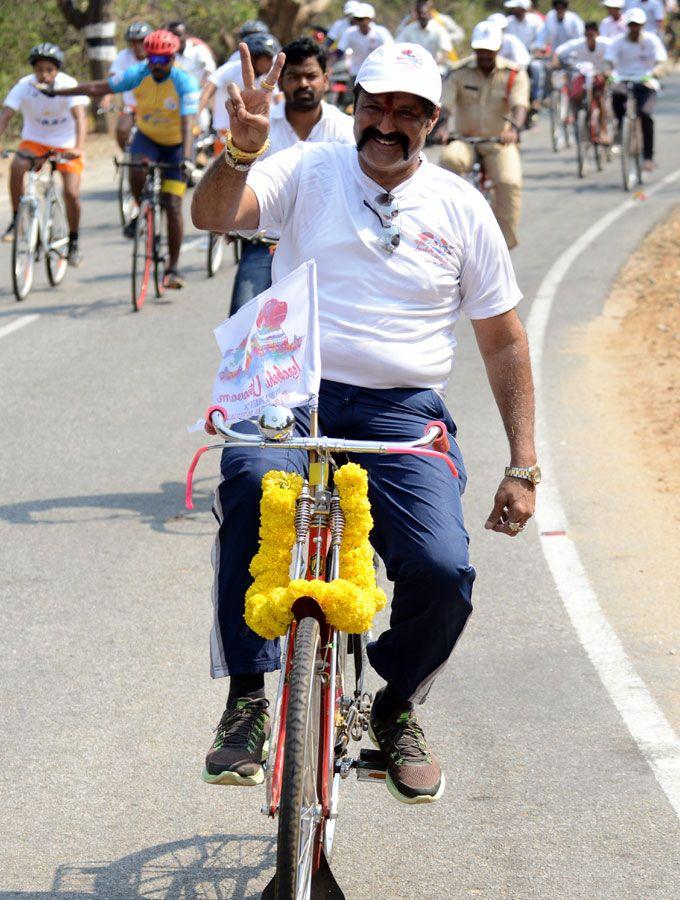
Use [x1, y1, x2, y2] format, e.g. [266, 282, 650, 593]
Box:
[505, 465, 542, 485]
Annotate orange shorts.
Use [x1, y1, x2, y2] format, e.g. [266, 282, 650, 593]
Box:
[18, 140, 84, 175]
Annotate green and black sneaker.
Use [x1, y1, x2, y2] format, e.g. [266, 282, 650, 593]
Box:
[369, 690, 445, 805]
[202, 698, 270, 786]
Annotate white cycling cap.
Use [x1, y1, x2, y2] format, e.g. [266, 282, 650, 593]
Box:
[353, 2, 376, 18]
[471, 21, 503, 51]
[602, 0, 625, 7]
[487, 13, 509, 29]
[356, 42, 442, 106]
[624, 6, 647, 22]
[344, 1, 360, 15]
[504, 0, 532, 9]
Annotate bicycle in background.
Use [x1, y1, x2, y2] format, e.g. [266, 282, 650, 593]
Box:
[444, 135, 502, 205]
[619, 80, 644, 193]
[549, 68, 572, 153]
[568, 63, 609, 179]
[2, 149, 69, 302]
[115, 159, 173, 311]
[187, 405, 457, 899]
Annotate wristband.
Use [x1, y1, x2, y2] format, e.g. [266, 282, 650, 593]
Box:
[225, 131, 270, 162]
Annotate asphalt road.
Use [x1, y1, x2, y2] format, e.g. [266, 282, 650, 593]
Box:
[1, 77, 679, 899]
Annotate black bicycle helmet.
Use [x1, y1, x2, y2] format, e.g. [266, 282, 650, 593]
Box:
[242, 33, 282, 58]
[28, 42, 64, 68]
[239, 19, 270, 38]
[125, 22, 153, 42]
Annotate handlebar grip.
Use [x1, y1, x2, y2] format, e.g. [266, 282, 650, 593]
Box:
[425, 421, 450, 454]
[204, 405, 227, 436]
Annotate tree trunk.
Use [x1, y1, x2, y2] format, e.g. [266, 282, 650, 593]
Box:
[259, 0, 332, 45]
[57, 0, 116, 132]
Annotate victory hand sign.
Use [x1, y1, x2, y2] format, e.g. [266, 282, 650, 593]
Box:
[226, 43, 286, 153]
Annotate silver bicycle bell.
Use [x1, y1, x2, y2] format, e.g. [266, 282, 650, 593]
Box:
[257, 405, 296, 441]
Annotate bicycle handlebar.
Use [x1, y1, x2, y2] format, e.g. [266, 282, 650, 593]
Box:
[1, 149, 72, 166]
[185, 407, 458, 509]
[445, 135, 502, 145]
[113, 158, 182, 171]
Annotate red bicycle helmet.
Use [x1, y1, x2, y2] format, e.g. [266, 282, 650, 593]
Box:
[143, 29, 180, 56]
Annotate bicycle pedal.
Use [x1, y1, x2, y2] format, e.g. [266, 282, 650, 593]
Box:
[355, 748, 387, 781]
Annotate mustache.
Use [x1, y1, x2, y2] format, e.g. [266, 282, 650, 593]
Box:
[357, 127, 410, 161]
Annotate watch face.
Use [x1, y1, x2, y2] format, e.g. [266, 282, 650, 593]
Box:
[532, 466, 542, 485]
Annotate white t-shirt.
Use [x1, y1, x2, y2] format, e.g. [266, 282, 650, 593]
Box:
[500, 33, 531, 67]
[3, 72, 88, 148]
[536, 10, 585, 50]
[557, 35, 612, 68]
[600, 15, 628, 39]
[109, 47, 139, 107]
[625, 0, 665, 32]
[338, 24, 394, 76]
[327, 16, 353, 43]
[504, 13, 544, 49]
[177, 38, 216, 86]
[604, 30, 667, 77]
[395, 20, 453, 64]
[246, 143, 521, 391]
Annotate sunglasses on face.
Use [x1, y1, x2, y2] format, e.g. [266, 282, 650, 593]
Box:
[363, 192, 401, 254]
[148, 54, 172, 66]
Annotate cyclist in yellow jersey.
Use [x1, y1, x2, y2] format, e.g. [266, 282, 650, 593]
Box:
[46, 30, 199, 288]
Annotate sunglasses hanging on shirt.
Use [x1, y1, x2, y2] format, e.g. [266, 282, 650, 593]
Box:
[363, 192, 400, 255]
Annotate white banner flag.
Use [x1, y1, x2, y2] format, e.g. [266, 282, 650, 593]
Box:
[211, 260, 320, 424]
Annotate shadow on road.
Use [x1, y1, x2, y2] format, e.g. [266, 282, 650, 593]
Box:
[0, 833, 276, 899]
[0, 478, 215, 535]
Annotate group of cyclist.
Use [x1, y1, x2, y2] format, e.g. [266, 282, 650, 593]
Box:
[0, 0, 671, 288]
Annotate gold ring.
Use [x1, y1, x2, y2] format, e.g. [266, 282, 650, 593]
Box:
[261, 80, 276, 92]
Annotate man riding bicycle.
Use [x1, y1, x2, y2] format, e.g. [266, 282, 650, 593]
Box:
[45, 29, 199, 289]
[554, 21, 612, 142]
[0, 43, 88, 266]
[439, 22, 529, 249]
[108, 21, 152, 151]
[192, 41, 538, 805]
[605, 7, 667, 170]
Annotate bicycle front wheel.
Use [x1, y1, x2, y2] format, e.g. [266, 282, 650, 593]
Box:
[45, 192, 68, 286]
[275, 616, 322, 900]
[207, 232, 224, 277]
[132, 202, 153, 311]
[12, 202, 38, 301]
[117, 164, 136, 228]
[575, 108, 588, 179]
[549, 90, 561, 152]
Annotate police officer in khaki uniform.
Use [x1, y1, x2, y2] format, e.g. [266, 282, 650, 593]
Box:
[439, 21, 528, 249]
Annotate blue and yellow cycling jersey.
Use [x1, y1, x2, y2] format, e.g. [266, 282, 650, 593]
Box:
[108, 62, 199, 146]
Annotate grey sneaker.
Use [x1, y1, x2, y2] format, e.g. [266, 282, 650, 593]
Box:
[369, 689, 445, 804]
[202, 698, 270, 786]
[67, 241, 82, 267]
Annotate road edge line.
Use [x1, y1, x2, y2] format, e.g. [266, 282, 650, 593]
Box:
[0, 313, 40, 340]
[526, 167, 680, 820]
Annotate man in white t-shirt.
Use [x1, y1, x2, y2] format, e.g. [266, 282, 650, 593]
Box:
[109, 21, 151, 150]
[487, 13, 532, 66]
[605, 7, 667, 169]
[167, 21, 216, 87]
[337, 4, 393, 78]
[625, 0, 665, 32]
[555, 22, 612, 141]
[192, 42, 538, 805]
[600, 0, 628, 38]
[327, 1, 361, 45]
[536, 0, 585, 50]
[0, 43, 88, 264]
[228, 37, 355, 314]
[396, 0, 453, 69]
[504, 0, 547, 107]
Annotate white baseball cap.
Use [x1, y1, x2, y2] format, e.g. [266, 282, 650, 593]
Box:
[602, 0, 624, 7]
[353, 2, 375, 18]
[344, 1, 360, 14]
[504, 0, 532, 9]
[471, 22, 503, 51]
[487, 13, 509, 29]
[624, 6, 647, 22]
[356, 42, 442, 106]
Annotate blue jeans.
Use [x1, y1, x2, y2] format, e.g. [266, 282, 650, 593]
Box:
[210, 380, 475, 703]
[230, 241, 273, 315]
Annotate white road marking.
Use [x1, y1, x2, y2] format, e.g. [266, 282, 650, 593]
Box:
[0, 313, 40, 340]
[526, 167, 680, 819]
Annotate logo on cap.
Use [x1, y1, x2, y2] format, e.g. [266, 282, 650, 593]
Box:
[396, 46, 423, 68]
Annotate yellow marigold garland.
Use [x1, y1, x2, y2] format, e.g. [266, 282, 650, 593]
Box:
[244, 463, 386, 639]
